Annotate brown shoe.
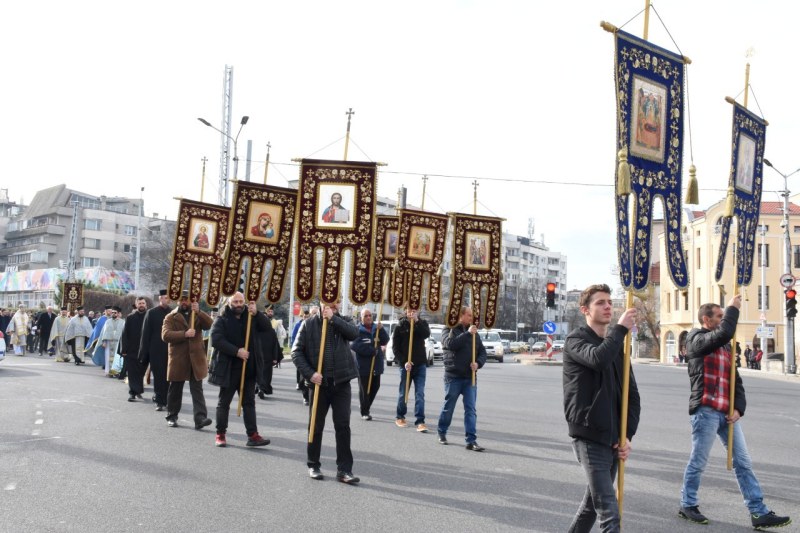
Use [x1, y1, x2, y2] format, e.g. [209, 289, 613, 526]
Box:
[395, 418, 408, 428]
[416, 423, 429, 433]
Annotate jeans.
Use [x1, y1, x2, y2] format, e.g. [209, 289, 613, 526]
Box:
[215, 374, 258, 436]
[166, 373, 208, 425]
[307, 381, 353, 472]
[397, 364, 426, 424]
[569, 438, 620, 533]
[436, 375, 477, 444]
[680, 405, 768, 514]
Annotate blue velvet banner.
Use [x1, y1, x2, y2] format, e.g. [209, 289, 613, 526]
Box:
[714, 103, 767, 286]
[614, 30, 689, 290]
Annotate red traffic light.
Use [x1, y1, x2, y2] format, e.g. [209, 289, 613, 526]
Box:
[546, 282, 557, 292]
[787, 289, 797, 299]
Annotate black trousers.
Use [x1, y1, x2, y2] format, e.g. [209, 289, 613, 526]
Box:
[126, 356, 145, 395]
[307, 380, 353, 472]
[569, 438, 620, 533]
[150, 356, 168, 406]
[166, 373, 208, 425]
[216, 374, 257, 436]
[357, 373, 380, 416]
[66, 337, 85, 362]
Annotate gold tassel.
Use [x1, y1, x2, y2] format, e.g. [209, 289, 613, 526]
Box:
[617, 148, 631, 196]
[685, 164, 699, 205]
[724, 185, 735, 217]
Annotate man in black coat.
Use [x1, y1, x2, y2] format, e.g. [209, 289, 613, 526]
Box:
[138, 290, 172, 411]
[208, 292, 270, 448]
[562, 283, 639, 533]
[121, 297, 147, 402]
[255, 306, 282, 399]
[36, 306, 57, 356]
[292, 301, 360, 483]
[392, 307, 431, 431]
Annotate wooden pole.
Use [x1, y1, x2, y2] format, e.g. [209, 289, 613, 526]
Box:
[617, 291, 634, 517]
[404, 318, 415, 404]
[200, 157, 207, 202]
[643, 0, 650, 40]
[421, 175, 428, 210]
[236, 312, 253, 417]
[343, 108, 354, 161]
[308, 317, 329, 443]
[743, 63, 751, 109]
[727, 242, 741, 470]
[471, 329, 477, 386]
[369, 270, 390, 395]
[263, 142, 271, 185]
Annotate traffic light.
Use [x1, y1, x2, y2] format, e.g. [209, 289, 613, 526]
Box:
[786, 289, 798, 319]
[546, 282, 557, 309]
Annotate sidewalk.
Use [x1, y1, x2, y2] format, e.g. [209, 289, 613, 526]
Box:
[637, 359, 800, 384]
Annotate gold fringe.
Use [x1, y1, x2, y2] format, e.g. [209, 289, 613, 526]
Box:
[724, 185, 736, 217]
[685, 164, 698, 205]
[617, 148, 631, 196]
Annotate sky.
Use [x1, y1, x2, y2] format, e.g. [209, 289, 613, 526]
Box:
[2, 1, 798, 291]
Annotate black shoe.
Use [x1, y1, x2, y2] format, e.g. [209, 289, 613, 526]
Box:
[127, 395, 136, 402]
[258, 391, 266, 400]
[438, 433, 448, 445]
[466, 442, 485, 452]
[336, 471, 360, 484]
[155, 404, 165, 412]
[678, 506, 709, 525]
[195, 418, 212, 430]
[136, 394, 143, 400]
[167, 418, 178, 428]
[246, 433, 270, 447]
[151, 396, 157, 403]
[751, 511, 791, 530]
[74, 359, 84, 365]
[303, 399, 309, 406]
[361, 414, 372, 421]
[309, 468, 324, 480]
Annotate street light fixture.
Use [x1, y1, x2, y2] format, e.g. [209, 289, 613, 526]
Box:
[763, 158, 800, 374]
[197, 115, 249, 206]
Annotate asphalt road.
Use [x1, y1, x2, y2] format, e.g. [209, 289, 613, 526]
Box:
[1, 356, 798, 533]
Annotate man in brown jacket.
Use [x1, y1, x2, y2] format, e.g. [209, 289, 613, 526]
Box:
[162, 293, 213, 429]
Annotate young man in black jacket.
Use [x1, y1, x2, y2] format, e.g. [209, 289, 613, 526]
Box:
[392, 307, 431, 432]
[678, 295, 791, 530]
[562, 283, 639, 533]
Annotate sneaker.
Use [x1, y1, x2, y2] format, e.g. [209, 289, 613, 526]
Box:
[336, 471, 360, 484]
[395, 418, 408, 428]
[466, 442, 485, 452]
[215, 433, 227, 447]
[416, 423, 429, 433]
[246, 432, 270, 447]
[361, 415, 372, 421]
[751, 511, 791, 530]
[438, 433, 448, 445]
[166, 418, 178, 428]
[678, 506, 709, 525]
[308, 468, 323, 480]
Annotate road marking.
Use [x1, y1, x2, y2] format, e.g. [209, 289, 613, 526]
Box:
[0, 436, 61, 446]
[31, 429, 41, 436]
[36, 411, 43, 416]
[34, 419, 44, 425]
[4, 483, 16, 491]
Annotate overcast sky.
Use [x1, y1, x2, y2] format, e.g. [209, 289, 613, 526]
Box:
[2, 1, 798, 291]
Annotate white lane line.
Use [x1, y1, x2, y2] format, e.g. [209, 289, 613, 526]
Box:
[36, 411, 43, 416]
[4, 483, 16, 491]
[0, 436, 61, 446]
[31, 429, 41, 436]
[34, 419, 44, 425]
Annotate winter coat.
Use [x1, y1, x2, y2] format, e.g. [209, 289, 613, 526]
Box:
[391, 317, 430, 367]
[119, 310, 146, 359]
[442, 323, 487, 378]
[137, 305, 170, 366]
[351, 323, 389, 376]
[208, 306, 269, 389]
[36, 312, 57, 341]
[292, 314, 359, 385]
[162, 308, 213, 381]
[563, 324, 641, 447]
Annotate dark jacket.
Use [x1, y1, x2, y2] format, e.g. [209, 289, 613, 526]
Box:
[685, 306, 746, 416]
[563, 325, 640, 447]
[352, 323, 389, 376]
[292, 313, 359, 385]
[137, 305, 170, 366]
[120, 310, 146, 359]
[257, 313, 283, 388]
[442, 323, 487, 378]
[391, 317, 430, 367]
[36, 312, 57, 340]
[208, 306, 269, 389]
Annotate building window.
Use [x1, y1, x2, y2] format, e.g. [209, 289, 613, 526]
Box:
[683, 291, 689, 311]
[758, 244, 770, 267]
[719, 285, 725, 307]
[83, 238, 100, 249]
[696, 287, 701, 307]
[84, 219, 101, 230]
[674, 289, 679, 311]
[696, 248, 701, 269]
[794, 245, 800, 269]
[123, 244, 131, 253]
[124, 225, 137, 236]
[81, 257, 99, 267]
[758, 286, 770, 310]
[665, 292, 671, 314]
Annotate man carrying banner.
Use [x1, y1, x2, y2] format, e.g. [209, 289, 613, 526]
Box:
[392, 307, 430, 432]
[351, 308, 388, 421]
[679, 295, 791, 529]
[292, 301, 360, 483]
[65, 306, 92, 365]
[562, 283, 639, 533]
[437, 306, 487, 451]
[138, 291, 172, 411]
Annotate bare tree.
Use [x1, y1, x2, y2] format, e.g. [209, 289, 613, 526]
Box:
[633, 287, 660, 358]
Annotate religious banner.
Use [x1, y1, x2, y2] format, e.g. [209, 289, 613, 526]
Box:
[221, 181, 299, 303]
[370, 215, 399, 303]
[168, 199, 231, 305]
[390, 209, 449, 311]
[614, 29, 689, 290]
[445, 213, 503, 328]
[715, 102, 767, 285]
[62, 282, 83, 308]
[294, 159, 378, 304]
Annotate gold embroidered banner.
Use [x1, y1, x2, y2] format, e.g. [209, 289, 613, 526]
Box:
[62, 282, 83, 308]
[390, 209, 449, 311]
[445, 213, 503, 328]
[370, 215, 399, 303]
[294, 159, 377, 305]
[221, 181, 299, 303]
[168, 199, 231, 305]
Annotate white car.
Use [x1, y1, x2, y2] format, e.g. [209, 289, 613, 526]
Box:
[477, 330, 505, 363]
[553, 340, 565, 351]
[385, 330, 435, 366]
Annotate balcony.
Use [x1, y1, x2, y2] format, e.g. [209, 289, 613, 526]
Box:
[5, 223, 66, 240]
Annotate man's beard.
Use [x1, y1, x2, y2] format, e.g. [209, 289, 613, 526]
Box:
[232, 306, 244, 316]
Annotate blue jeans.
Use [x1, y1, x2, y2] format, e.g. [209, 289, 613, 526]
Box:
[680, 405, 768, 514]
[569, 438, 619, 533]
[436, 375, 477, 444]
[396, 364, 426, 424]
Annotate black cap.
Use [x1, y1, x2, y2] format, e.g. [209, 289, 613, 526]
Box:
[112, 306, 122, 312]
[76, 306, 84, 311]
[159, 289, 168, 296]
[60, 306, 67, 311]
[104, 305, 112, 310]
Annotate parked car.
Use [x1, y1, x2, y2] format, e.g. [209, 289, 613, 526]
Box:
[429, 326, 445, 362]
[500, 339, 511, 354]
[531, 341, 547, 352]
[510, 341, 527, 353]
[552, 340, 565, 351]
[477, 330, 504, 363]
[385, 330, 435, 366]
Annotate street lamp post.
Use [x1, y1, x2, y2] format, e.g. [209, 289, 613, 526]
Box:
[763, 158, 800, 374]
[198, 115, 249, 206]
[134, 187, 143, 292]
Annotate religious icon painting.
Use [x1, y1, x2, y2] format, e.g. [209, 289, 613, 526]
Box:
[316, 182, 357, 230]
[370, 215, 399, 304]
[734, 133, 756, 194]
[408, 226, 436, 261]
[245, 201, 282, 245]
[222, 181, 298, 303]
[385, 229, 399, 259]
[63, 282, 84, 308]
[465, 231, 491, 271]
[187, 218, 217, 253]
[630, 75, 667, 163]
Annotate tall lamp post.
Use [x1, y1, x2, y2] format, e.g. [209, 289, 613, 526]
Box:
[134, 187, 143, 292]
[763, 158, 800, 374]
[197, 115, 249, 206]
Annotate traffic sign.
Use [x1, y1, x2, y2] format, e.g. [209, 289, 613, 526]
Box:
[756, 326, 775, 339]
[542, 321, 557, 334]
[780, 273, 796, 288]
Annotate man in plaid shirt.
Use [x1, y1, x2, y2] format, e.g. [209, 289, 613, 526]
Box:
[678, 294, 791, 530]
